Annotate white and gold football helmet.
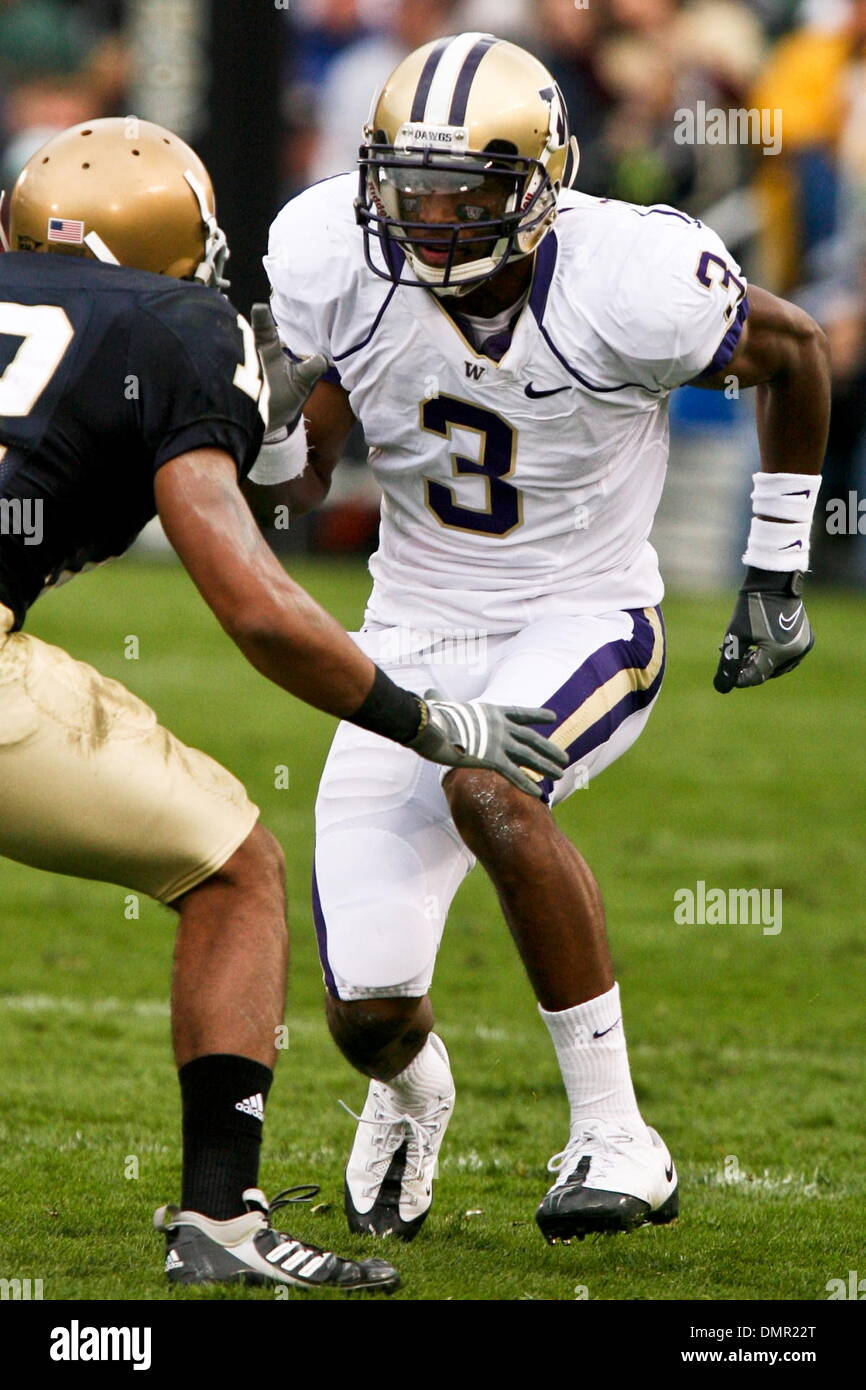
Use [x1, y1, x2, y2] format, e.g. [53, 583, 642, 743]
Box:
[356, 32, 579, 296]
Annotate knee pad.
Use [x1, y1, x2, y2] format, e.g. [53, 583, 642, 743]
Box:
[314, 827, 439, 995]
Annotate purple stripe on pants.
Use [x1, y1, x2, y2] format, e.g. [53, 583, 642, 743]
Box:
[536, 606, 666, 800]
[311, 862, 339, 997]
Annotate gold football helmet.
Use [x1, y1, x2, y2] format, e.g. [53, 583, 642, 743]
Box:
[356, 32, 579, 295]
[6, 116, 228, 287]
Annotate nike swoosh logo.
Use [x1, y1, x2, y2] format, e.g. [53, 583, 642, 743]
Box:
[783, 489, 811, 497]
[778, 604, 803, 631]
[525, 383, 570, 399]
[665, 1162, 674, 1183]
[593, 1017, 622, 1039]
[780, 539, 803, 550]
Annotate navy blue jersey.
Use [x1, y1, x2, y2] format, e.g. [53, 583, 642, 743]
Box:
[0, 252, 266, 629]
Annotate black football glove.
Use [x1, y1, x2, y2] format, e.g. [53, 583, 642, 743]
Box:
[714, 568, 814, 693]
[251, 302, 329, 437]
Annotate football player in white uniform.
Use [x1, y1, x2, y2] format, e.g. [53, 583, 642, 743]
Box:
[251, 33, 829, 1243]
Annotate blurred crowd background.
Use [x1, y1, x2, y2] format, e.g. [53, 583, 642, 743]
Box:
[1, 0, 864, 587]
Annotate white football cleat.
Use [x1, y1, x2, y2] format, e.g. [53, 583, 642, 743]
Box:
[535, 1119, 678, 1243]
[343, 1063, 455, 1242]
[154, 1186, 400, 1292]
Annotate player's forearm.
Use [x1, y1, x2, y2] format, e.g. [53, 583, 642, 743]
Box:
[754, 321, 831, 479]
[275, 456, 332, 517]
[241, 466, 329, 527]
[713, 309, 828, 691]
[157, 448, 390, 724]
[224, 575, 379, 719]
[191, 541, 382, 719]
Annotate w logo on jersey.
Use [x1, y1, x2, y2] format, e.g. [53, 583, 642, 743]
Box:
[465, 362, 486, 380]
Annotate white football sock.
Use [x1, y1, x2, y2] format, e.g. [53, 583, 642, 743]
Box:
[383, 1033, 454, 1116]
[539, 983, 648, 1137]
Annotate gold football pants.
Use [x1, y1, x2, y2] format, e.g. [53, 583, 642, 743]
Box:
[0, 603, 258, 903]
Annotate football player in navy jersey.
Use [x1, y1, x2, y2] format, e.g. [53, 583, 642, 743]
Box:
[0, 117, 566, 1292]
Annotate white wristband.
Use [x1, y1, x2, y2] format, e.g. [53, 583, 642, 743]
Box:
[742, 517, 810, 571]
[742, 471, 819, 571]
[749, 471, 820, 523]
[247, 417, 308, 486]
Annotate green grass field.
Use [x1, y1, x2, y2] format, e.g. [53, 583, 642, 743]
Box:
[0, 558, 863, 1302]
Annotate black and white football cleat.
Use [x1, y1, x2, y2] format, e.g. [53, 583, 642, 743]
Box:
[154, 1185, 400, 1293]
[343, 1070, 455, 1242]
[535, 1120, 679, 1243]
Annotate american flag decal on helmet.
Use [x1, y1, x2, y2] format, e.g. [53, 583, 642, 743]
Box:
[47, 217, 85, 244]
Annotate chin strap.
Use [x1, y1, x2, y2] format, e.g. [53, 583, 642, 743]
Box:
[426, 242, 533, 299]
[564, 135, 580, 189]
[184, 168, 230, 290]
[83, 230, 119, 264]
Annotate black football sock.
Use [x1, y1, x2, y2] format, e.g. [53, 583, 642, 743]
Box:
[179, 1054, 273, 1220]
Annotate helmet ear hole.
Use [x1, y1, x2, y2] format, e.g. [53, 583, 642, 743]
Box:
[483, 139, 518, 158]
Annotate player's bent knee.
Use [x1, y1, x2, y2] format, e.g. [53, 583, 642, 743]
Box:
[211, 822, 286, 901]
[316, 827, 439, 993]
[327, 994, 431, 1072]
[445, 767, 548, 860]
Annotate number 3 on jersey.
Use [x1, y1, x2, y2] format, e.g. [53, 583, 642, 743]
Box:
[421, 394, 522, 537]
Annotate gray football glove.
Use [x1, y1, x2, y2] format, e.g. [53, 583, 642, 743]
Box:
[714, 568, 814, 692]
[409, 689, 569, 798]
[251, 302, 329, 437]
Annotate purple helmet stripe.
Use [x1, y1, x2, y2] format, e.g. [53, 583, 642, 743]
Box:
[447, 34, 497, 126]
[410, 37, 452, 123]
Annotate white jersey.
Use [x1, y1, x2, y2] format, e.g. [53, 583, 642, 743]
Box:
[265, 175, 747, 633]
